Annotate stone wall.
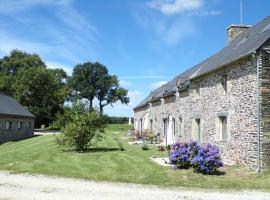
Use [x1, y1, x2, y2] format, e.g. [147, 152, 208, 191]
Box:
[259, 43, 270, 168]
[134, 55, 260, 168]
[0, 117, 35, 143]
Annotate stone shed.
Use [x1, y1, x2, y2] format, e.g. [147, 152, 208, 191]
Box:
[0, 94, 35, 143]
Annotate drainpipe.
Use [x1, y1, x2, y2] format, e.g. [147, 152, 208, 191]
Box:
[255, 52, 261, 173]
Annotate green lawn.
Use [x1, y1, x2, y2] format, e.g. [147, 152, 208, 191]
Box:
[0, 124, 269, 191]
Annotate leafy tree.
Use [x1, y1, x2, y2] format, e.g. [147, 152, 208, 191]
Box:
[68, 62, 129, 112]
[0, 49, 46, 96]
[68, 62, 107, 111]
[96, 74, 129, 113]
[13, 66, 68, 126]
[55, 102, 107, 152]
[0, 50, 68, 127]
[0, 49, 46, 74]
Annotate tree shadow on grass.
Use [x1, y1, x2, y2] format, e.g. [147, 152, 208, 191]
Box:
[85, 147, 122, 153]
[62, 147, 124, 153]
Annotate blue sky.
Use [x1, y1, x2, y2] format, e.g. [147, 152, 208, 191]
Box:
[0, 0, 269, 117]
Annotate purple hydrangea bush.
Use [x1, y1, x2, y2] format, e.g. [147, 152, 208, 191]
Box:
[169, 141, 223, 175]
[191, 144, 223, 175]
[169, 141, 200, 169]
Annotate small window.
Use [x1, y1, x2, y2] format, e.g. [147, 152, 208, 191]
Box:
[219, 116, 227, 141]
[196, 119, 201, 142]
[173, 118, 176, 137]
[27, 121, 31, 129]
[150, 119, 153, 133]
[220, 74, 227, 94]
[6, 121, 12, 130]
[196, 85, 200, 97]
[179, 117, 183, 137]
[17, 121, 23, 129]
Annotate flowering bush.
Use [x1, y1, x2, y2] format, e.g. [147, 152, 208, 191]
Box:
[191, 144, 223, 175]
[169, 141, 200, 169]
[169, 141, 223, 174]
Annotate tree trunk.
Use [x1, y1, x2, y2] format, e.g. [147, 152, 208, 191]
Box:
[89, 98, 94, 112]
[99, 101, 104, 113]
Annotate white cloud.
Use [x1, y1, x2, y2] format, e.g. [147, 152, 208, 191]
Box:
[0, 0, 98, 69]
[165, 17, 197, 45]
[198, 10, 221, 16]
[46, 61, 73, 75]
[119, 80, 133, 87]
[134, 0, 221, 46]
[0, 0, 71, 14]
[120, 75, 173, 79]
[147, 0, 203, 15]
[104, 90, 143, 117]
[150, 81, 167, 89]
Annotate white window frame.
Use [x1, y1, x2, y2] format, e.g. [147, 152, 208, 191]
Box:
[6, 121, 12, 130]
[27, 121, 31, 129]
[192, 118, 202, 142]
[17, 121, 23, 129]
[216, 114, 230, 142]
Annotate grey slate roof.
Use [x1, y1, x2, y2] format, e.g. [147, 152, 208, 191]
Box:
[0, 94, 35, 118]
[134, 16, 270, 110]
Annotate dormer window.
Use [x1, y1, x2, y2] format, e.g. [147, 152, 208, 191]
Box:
[194, 84, 200, 99]
[221, 74, 227, 94]
[196, 85, 200, 96]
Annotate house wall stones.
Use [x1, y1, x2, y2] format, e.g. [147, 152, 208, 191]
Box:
[0, 117, 35, 143]
[259, 42, 270, 168]
[134, 55, 261, 168]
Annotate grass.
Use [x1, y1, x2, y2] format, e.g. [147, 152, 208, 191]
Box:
[0, 124, 269, 191]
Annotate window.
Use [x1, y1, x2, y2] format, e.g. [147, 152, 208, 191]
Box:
[196, 85, 200, 96]
[221, 74, 227, 94]
[5, 121, 12, 130]
[179, 117, 183, 137]
[163, 118, 167, 137]
[194, 84, 200, 99]
[219, 116, 227, 141]
[150, 119, 153, 133]
[192, 118, 201, 141]
[17, 121, 23, 129]
[27, 121, 31, 129]
[196, 119, 201, 142]
[173, 118, 176, 137]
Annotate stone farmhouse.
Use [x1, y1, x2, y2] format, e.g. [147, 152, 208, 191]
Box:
[0, 94, 35, 143]
[133, 16, 270, 170]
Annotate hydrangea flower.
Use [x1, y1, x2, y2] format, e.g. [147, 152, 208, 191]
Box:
[169, 141, 223, 174]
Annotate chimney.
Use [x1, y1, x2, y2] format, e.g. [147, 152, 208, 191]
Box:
[227, 24, 250, 44]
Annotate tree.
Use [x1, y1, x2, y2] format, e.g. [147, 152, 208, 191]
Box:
[0, 49, 46, 96]
[96, 74, 129, 113]
[13, 66, 68, 127]
[68, 62, 108, 111]
[68, 62, 129, 113]
[55, 102, 107, 152]
[0, 50, 68, 127]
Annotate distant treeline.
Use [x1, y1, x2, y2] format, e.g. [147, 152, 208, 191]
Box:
[107, 116, 134, 124]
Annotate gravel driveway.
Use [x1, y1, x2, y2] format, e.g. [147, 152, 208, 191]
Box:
[0, 171, 269, 200]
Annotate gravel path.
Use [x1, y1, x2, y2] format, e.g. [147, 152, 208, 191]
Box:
[0, 171, 269, 200]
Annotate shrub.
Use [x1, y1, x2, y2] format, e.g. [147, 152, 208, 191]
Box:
[158, 145, 166, 152]
[169, 141, 223, 174]
[191, 144, 223, 175]
[169, 141, 200, 169]
[142, 141, 149, 150]
[55, 102, 107, 152]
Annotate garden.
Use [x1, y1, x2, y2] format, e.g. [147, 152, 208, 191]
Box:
[0, 123, 270, 191]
